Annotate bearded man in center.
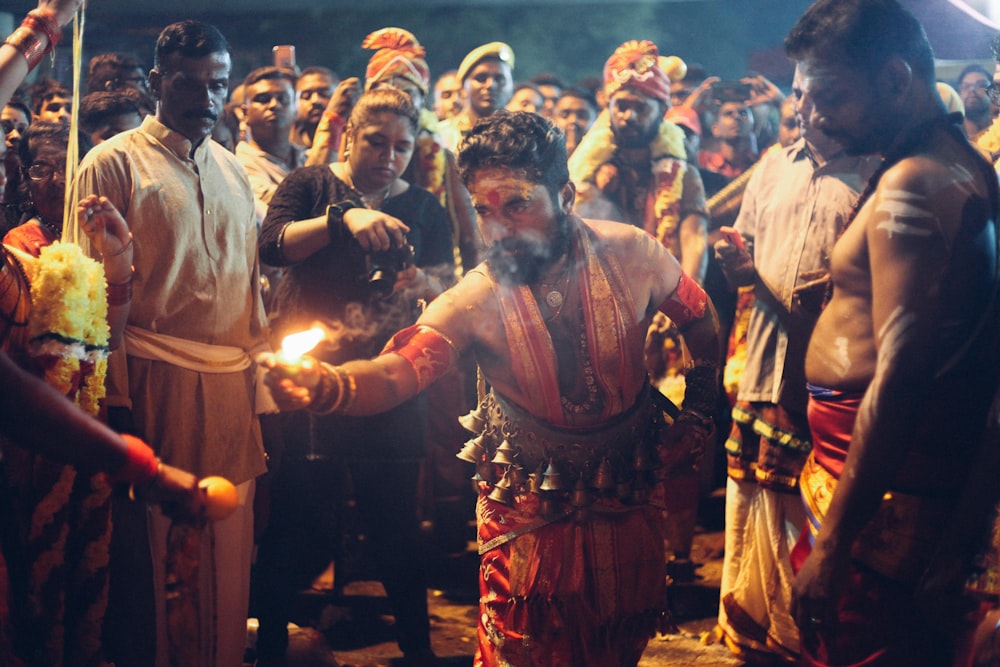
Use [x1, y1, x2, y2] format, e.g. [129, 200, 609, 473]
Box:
[262, 110, 722, 666]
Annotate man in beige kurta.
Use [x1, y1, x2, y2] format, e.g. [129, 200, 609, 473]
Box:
[76, 20, 269, 667]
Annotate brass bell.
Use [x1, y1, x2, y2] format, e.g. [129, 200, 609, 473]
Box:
[538, 459, 564, 492]
[592, 458, 615, 493]
[509, 464, 529, 489]
[487, 469, 514, 505]
[491, 439, 518, 466]
[528, 462, 547, 494]
[634, 445, 655, 472]
[457, 434, 487, 463]
[458, 403, 488, 433]
[476, 457, 497, 484]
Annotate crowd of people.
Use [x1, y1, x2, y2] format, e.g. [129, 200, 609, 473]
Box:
[3, 0, 1000, 665]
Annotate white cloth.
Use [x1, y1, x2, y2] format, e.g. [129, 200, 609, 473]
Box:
[124, 326, 278, 414]
[148, 480, 256, 667]
[125, 326, 253, 372]
[718, 477, 804, 660]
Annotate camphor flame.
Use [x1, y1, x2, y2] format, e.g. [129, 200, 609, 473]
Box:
[278, 326, 325, 364]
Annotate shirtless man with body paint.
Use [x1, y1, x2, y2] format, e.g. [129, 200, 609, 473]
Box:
[785, 2, 1000, 666]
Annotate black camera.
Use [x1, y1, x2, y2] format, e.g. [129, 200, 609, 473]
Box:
[368, 244, 414, 297]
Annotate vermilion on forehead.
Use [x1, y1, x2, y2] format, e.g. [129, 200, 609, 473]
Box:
[469, 176, 537, 209]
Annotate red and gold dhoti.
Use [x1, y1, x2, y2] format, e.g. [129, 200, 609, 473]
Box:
[470, 391, 672, 667]
[793, 389, 973, 667]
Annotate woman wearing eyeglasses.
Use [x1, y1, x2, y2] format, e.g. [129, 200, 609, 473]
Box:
[3, 121, 92, 255]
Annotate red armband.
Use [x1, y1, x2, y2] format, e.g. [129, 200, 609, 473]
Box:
[112, 434, 159, 484]
[658, 273, 707, 326]
[380, 324, 457, 392]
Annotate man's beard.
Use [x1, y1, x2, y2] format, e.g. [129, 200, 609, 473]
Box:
[487, 211, 571, 286]
[965, 96, 990, 119]
[613, 118, 661, 149]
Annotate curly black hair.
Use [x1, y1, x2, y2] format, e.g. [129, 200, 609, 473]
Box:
[457, 110, 568, 193]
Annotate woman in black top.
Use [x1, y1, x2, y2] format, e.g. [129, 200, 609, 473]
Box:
[256, 87, 453, 666]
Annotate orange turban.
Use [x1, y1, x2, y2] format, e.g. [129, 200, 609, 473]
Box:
[603, 40, 671, 103]
[363, 27, 431, 95]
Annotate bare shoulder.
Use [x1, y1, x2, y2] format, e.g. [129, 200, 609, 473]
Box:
[418, 267, 499, 352]
[583, 218, 661, 259]
[582, 218, 682, 310]
[878, 139, 991, 213]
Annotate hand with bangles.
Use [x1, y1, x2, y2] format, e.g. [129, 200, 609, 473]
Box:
[37, 0, 84, 29]
[258, 352, 325, 412]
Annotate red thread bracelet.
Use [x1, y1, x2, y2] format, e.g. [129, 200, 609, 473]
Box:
[112, 434, 160, 484]
[106, 273, 133, 307]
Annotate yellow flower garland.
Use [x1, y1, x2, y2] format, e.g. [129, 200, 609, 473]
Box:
[27, 241, 109, 415]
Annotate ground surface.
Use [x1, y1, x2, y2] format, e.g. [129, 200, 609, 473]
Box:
[246, 524, 747, 667]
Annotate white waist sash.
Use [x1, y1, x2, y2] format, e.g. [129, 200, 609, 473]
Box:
[123, 326, 277, 413]
[124, 326, 252, 373]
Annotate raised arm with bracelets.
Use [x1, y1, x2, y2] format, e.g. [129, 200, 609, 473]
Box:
[0, 0, 81, 109]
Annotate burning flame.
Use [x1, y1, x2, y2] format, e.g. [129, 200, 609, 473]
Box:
[278, 326, 325, 364]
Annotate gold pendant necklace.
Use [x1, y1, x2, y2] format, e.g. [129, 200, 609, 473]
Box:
[538, 263, 571, 321]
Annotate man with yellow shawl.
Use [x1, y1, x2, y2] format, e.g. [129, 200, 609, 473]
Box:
[569, 39, 708, 284]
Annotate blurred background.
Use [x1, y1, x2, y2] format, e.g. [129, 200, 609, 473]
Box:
[3, 0, 999, 94]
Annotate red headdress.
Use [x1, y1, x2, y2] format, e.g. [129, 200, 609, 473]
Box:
[603, 39, 671, 102]
[362, 27, 431, 95]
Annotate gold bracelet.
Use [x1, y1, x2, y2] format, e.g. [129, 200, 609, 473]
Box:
[339, 367, 357, 414]
[4, 25, 48, 70]
[309, 363, 344, 414]
[326, 365, 346, 413]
